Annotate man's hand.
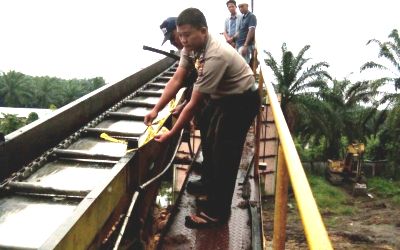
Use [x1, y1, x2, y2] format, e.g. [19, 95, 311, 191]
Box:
[144, 110, 158, 125]
[154, 130, 172, 143]
[172, 102, 186, 117]
[241, 45, 248, 57]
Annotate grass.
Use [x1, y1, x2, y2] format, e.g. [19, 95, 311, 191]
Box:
[307, 175, 355, 216]
[368, 177, 400, 205]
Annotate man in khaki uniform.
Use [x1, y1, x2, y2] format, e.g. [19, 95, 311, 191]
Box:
[145, 8, 260, 228]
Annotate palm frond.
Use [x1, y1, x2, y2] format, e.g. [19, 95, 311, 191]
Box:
[293, 45, 311, 74]
[379, 43, 400, 71]
[282, 51, 295, 87]
[366, 38, 382, 46]
[263, 50, 284, 85]
[389, 29, 400, 48]
[360, 61, 388, 71]
[383, 41, 400, 67]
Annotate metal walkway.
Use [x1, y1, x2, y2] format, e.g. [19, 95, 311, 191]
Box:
[157, 129, 263, 250]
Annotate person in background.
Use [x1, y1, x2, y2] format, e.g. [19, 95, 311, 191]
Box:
[147, 8, 260, 228]
[159, 17, 212, 196]
[223, 0, 241, 48]
[236, 1, 257, 64]
[160, 17, 183, 49]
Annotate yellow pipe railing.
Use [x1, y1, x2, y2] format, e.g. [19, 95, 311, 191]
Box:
[255, 45, 333, 250]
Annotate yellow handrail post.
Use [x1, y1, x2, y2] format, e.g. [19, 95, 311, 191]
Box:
[273, 145, 289, 250]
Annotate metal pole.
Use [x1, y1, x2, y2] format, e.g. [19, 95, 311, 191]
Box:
[254, 62, 262, 179]
[273, 145, 289, 250]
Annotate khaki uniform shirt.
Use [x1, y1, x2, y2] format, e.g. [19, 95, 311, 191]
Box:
[179, 34, 254, 99]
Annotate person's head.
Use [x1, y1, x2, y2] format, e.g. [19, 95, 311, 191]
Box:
[176, 8, 208, 52]
[238, 1, 250, 14]
[226, 0, 237, 15]
[160, 17, 183, 49]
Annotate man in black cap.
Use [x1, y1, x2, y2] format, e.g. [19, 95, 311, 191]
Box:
[160, 17, 183, 49]
[158, 17, 212, 196]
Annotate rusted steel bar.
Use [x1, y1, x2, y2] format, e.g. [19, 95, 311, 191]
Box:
[137, 90, 163, 97]
[106, 112, 144, 121]
[155, 76, 171, 82]
[57, 158, 119, 165]
[84, 127, 142, 138]
[147, 83, 167, 88]
[6, 181, 90, 198]
[53, 149, 122, 161]
[123, 100, 156, 108]
[273, 145, 289, 250]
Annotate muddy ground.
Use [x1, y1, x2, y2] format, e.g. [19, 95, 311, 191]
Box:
[262, 193, 400, 249]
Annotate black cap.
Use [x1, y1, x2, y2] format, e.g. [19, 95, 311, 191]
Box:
[160, 17, 177, 45]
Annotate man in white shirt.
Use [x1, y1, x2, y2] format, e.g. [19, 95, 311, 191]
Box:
[223, 0, 242, 48]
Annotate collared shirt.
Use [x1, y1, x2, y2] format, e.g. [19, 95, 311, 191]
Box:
[224, 13, 242, 37]
[236, 11, 257, 47]
[179, 34, 254, 99]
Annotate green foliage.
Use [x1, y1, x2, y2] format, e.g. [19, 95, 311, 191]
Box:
[0, 112, 39, 135]
[364, 134, 381, 160]
[0, 71, 106, 109]
[26, 112, 39, 124]
[0, 71, 32, 107]
[0, 70, 106, 135]
[0, 113, 25, 134]
[295, 136, 326, 161]
[308, 175, 355, 215]
[368, 177, 400, 205]
[384, 100, 400, 178]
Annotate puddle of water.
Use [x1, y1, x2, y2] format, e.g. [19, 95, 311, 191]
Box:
[155, 166, 186, 208]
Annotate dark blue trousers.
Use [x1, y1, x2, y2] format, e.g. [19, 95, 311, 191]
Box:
[203, 88, 261, 220]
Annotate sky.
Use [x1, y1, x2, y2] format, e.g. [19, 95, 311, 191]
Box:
[0, 0, 399, 85]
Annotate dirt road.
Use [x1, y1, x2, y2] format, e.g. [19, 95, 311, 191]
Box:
[262, 194, 400, 249]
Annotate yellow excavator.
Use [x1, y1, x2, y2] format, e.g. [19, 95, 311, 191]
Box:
[326, 142, 367, 195]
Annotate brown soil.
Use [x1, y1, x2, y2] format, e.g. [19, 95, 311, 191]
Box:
[262, 193, 400, 249]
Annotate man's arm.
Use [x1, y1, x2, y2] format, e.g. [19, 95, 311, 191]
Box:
[144, 66, 187, 125]
[243, 27, 255, 47]
[223, 18, 231, 41]
[243, 15, 256, 47]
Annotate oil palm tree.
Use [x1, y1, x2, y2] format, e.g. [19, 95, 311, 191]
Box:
[0, 71, 32, 107]
[264, 43, 331, 132]
[318, 79, 377, 158]
[361, 29, 400, 106]
[31, 77, 60, 108]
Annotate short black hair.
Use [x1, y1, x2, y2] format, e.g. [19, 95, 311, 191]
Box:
[176, 8, 208, 29]
[226, 0, 237, 7]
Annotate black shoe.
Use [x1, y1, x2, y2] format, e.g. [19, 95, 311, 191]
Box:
[186, 179, 206, 195]
[195, 196, 208, 208]
[184, 212, 221, 229]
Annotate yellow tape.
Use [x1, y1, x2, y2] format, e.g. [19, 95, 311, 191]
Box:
[100, 133, 127, 144]
[100, 87, 185, 153]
